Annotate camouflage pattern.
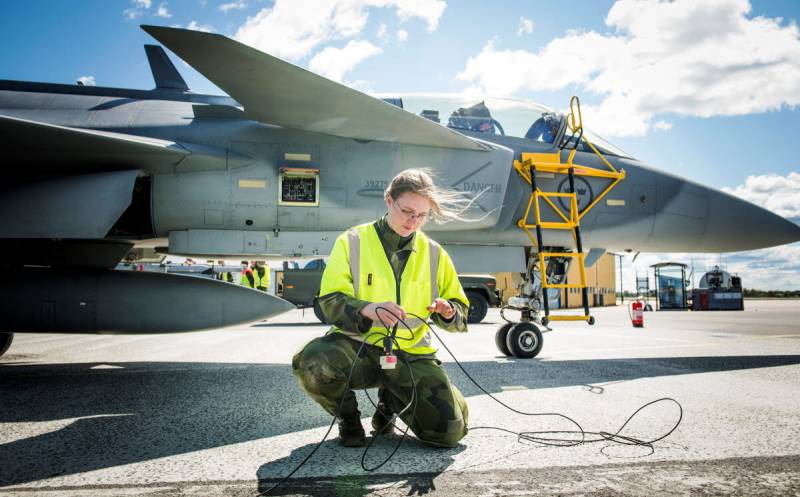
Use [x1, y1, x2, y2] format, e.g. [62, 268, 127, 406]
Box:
[292, 333, 469, 448]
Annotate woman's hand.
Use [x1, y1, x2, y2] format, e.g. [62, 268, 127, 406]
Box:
[427, 298, 455, 320]
[360, 301, 406, 327]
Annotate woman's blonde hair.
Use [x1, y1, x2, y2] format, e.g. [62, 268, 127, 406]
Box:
[385, 168, 482, 223]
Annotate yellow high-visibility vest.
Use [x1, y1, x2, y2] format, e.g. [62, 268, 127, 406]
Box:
[240, 269, 255, 288]
[254, 266, 270, 291]
[320, 222, 468, 355]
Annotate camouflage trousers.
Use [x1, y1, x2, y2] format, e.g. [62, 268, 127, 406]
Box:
[292, 333, 469, 448]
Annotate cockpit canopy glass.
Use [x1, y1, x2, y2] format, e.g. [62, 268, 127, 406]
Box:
[389, 94, 633, 159]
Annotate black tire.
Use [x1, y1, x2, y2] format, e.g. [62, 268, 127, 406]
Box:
[312, 298, 327, 324]
[505, 322, 543, 359]
[466, 291, 489, 324]
[0, 333, 13, 358]
[494, 323, 514, 356]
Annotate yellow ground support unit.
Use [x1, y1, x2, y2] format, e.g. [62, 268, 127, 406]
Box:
[513, 97, 626, 326]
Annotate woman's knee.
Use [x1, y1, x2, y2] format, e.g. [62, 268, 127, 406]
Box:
[416, 419, 467, 448]
[292, 337, 349, 395]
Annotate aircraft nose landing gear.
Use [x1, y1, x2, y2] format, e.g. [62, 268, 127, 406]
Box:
[499, 322, 543, 359]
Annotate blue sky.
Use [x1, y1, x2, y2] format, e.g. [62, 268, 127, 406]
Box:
[2, 0, 799, 290]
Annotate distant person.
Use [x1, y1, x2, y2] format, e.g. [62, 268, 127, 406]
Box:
[253, 261, 270, 292]
[239, 261, 255, 288]
[217, 260, 234, 283]
[292, 168, 472, 448]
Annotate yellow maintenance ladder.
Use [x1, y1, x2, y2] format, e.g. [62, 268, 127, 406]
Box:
[513, 97, 626, 326]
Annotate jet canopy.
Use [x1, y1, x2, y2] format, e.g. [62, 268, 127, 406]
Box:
[388, 95, 632, 159]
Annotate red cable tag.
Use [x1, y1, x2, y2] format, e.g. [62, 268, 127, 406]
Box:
[380, 354, 397, 370]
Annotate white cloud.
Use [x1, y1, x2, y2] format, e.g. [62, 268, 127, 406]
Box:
[653, 120, 673, 131]
[377, 23, 389, 41]
[397, 29, 408, 42]
[517, 17, 534, 36]
[234, 0, 445, 61]
[123, 0, 152, 19]
[722, 172, 800, 220]
[457, 0, 800, 137]
[393, 0, 446, 32]
[77, 75, 96, 86]
[219, 0, 247, 13]
[156, 2, 171, 18]
[309, 39, 382, 82]
[186, 20, 216, 33]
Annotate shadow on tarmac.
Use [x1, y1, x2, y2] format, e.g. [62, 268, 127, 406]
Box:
[256, 439, 465, 496]
[1, 354, 799, 487]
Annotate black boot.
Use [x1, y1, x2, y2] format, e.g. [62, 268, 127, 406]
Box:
[337, 414, 366, 447]
[371, 388, 397, 435]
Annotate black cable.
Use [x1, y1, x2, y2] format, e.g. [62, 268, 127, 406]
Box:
[263, 306, 683, 496]
[258, 337, 369, 496]
[260, 307, 420, 495]
[406, 311, 683, 452]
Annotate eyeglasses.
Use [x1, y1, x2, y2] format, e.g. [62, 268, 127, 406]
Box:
[393, 200, 430, 222]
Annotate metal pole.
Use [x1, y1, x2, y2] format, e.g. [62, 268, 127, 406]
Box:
[568, 167, 590, 318]
[530, 164, 550, 320]
[618, 254, 624, 305]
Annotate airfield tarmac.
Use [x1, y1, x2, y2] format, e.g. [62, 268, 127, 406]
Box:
[1, 299, 799, 496]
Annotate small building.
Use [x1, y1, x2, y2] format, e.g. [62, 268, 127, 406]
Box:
[651, 262, 689, 310]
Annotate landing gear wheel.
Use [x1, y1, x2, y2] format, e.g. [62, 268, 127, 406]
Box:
[0, 333, 13, 358]
[541, 316, 549, 327]
[313, 298, 327, 324]
[505, 322, 543, 359]
[588, 316, 595, 325]
[494, 323, 514, 356]
[466, 291, 489, 324]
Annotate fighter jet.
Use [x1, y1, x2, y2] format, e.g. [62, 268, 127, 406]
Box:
[1, 26, 798, 359]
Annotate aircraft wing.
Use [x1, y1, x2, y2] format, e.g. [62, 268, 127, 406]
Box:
[141, 25, 487, 151]
[2, 114, 186, 171]
[1, 114, 249, 180]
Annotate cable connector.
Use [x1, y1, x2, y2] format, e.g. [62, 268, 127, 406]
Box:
[380, 353, 397, 369]
[381, 333, 397, 369]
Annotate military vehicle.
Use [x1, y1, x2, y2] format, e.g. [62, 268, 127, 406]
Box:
[2, 26, 799, 359]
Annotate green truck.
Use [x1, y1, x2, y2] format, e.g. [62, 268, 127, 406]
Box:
[278, 259, 500, 324]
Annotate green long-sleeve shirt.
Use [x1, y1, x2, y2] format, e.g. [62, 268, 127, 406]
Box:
[318, 215, 468, 335]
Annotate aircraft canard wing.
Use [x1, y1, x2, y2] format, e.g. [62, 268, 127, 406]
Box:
[141, 25, 488, 151]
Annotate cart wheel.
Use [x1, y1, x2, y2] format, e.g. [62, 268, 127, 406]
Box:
[505, 322, 543, 359]
[588, 316, 595, 325]
[541, 316, 549, 327]
[494, 323, 514, 356]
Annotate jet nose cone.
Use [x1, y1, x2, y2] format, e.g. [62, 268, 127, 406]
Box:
[702, 189, 800, 251]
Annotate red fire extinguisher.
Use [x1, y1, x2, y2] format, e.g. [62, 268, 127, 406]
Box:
[629, 299, 644, 328]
